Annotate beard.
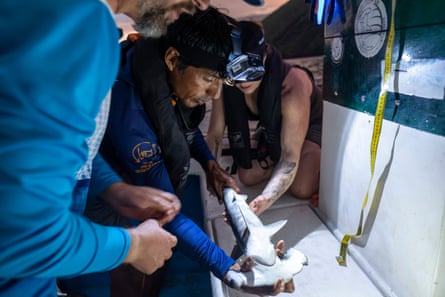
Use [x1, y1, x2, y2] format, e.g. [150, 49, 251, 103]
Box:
[133, 1, 166, 38]
[133, 0, 197, 38]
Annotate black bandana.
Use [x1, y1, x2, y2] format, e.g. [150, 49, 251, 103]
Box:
[171, 41, 228, 78]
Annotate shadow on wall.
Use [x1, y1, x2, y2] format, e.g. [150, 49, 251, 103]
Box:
[263, 0, 324, 58]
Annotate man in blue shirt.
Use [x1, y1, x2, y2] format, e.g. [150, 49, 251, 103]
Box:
[0, 0, 211, 296]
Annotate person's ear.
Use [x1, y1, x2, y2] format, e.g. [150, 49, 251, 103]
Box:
[165, 47, 180, 71]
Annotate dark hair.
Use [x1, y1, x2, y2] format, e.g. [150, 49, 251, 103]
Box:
[238, 21, 266, 56]
[166, 7, 232, 76]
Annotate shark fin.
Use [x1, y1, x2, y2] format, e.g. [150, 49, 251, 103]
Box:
[264, 219, 287, 236]
[230, 191, 248, 202]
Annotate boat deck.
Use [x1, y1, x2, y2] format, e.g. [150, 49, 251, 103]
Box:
[158, 158, 384, 297]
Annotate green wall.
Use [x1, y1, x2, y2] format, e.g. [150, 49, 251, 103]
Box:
[323, 0, 445, 136]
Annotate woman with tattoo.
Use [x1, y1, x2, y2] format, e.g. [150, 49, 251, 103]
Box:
[206, 21, 322, 215]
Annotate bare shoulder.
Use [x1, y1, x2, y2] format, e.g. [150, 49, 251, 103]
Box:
[281, 66, 313, 102]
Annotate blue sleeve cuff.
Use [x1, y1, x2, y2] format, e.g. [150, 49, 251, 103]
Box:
[89, 153, 122, 198]
[75, 221, 131, 275]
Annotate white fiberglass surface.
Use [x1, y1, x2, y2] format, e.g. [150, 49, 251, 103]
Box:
[192, 158, 383, 297]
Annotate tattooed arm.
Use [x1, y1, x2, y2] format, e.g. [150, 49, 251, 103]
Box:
[263, 160, 297, 200]
[249, 160, 298, 215]
[249, 67, 313, 215]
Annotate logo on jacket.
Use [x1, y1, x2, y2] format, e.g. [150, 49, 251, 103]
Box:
[132, 141, 162, 173]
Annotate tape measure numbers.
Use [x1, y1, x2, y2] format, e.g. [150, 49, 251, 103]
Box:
[336, 0, 397, 266]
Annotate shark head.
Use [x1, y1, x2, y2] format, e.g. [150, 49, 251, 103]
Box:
[226, 247, 308, 292]
[283, 247, 309, 270]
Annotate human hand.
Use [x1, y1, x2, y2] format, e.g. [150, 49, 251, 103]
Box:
[124, 219, 177, 275]
[249, 194, 275, 216]
[240, 278, 288, 296]
[102, 182, 181, 225]
[206, 160, 240, 203]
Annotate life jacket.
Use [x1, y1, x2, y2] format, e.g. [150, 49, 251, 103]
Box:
[223, 45, 290, 169]
[125, 35, 205, 195]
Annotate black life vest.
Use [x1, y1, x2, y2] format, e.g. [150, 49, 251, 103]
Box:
[130, 37, 204, 196]
[224, 45, 290, 169]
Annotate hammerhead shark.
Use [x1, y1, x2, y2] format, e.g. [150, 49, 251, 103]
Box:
[223, 188, 308, 291]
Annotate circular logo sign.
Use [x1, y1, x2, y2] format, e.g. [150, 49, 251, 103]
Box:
[354, 0, 388, 58]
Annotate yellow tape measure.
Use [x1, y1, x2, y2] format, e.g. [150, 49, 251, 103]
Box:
[336, 0, 397, 266]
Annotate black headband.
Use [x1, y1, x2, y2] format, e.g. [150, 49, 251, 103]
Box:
[172, 41, 228, 78]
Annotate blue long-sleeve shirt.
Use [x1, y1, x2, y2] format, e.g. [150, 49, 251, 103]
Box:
[0, 1, 130, 296]
[89, 154, 124, 200]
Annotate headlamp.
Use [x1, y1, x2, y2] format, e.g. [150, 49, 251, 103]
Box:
[227, 53, 265, 82]
[226, 27, 265, 83]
